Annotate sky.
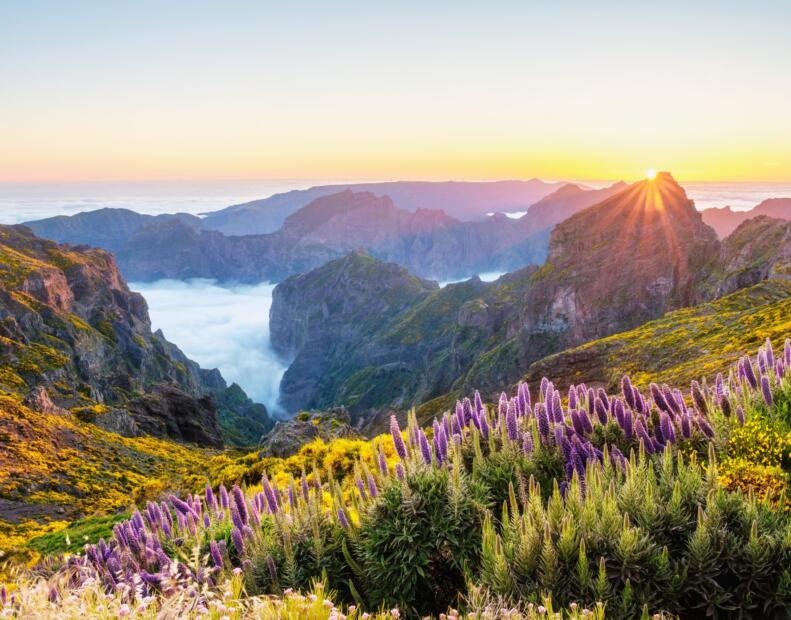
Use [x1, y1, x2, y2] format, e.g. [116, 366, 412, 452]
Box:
[1, 1, 790, 183]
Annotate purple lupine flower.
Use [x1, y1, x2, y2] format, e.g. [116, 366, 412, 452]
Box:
[596, 388, 609, 411]
[777, 360, 785, 381]
[761, 375, 773, 406]
[219, 485, 230, 510]
[622, 375, 635, 409]
[612, 398, 624, 426]
[678, 412, 691, 439]
[230, 505, 245, 530]
[301, 472, 310, 501]
[696, 416, 715, 438]
[506, 399, 519, 441]
[743, 356, 758, 388]
[498, 392, 508, 421]
[205, 484, 216, 512]
[691, 381, 708, 415]
[231, 527, 245, 555]
[650, 383, 670, 413]
[418, 430, 432, 464]
[660, 412, 676, 443]
[355, 477, 367, 500]
[522, 431, 533, 454]
[571, 410, 585, 435]
[719, 393, 732, 418]
[785, 338, 791, 367]
[474, 390, 484, 413]
[519, 382, 532, 414]
[209, 541, 224, 569]
[337, 507, 351, 530]
[736, 405, 745, 425]
[262, 474, 280, 514]
[587, 387, 596, 416]
[367, 474, 378, 498]
[390, 415, 408, 459]
[540, 377, 549, 399]
[479, 409, 490, 441]
[594, 398, 608, 425]
[545, 382, 555, 407]
[552, 391, 563, 422]
[758, 350, 768, 375]
[288, 479, 296, 508]
[395, 462, 405, 480]
[662, 385, 680, 415]
[536, 403, 550, 438]
[170, 495, 193, 517]
[622, 408, 633, 440]
[580, 409, 594, 434]
[462, 397, 473, 426]
[635, 418, 651, 448]
[715, 373, 724, 400]
[232, 486, 249, 525]
[568, 385, 577, 409]
[377, 448, 388, 475]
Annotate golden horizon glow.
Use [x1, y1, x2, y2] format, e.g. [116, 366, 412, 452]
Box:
[2, 3, 790, 184]
[645, 169, 658, 180]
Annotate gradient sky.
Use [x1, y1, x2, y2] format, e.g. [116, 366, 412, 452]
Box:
[1, 1, 789, 183]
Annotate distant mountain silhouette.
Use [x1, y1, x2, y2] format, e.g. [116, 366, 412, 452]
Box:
[702, 198, 791, 238]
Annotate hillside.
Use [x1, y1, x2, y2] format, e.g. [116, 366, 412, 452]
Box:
[521, 278, 791, 392]
[0, 224, 272, 447]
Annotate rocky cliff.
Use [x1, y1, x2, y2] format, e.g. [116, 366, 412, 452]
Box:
[0, 225, 271, 447]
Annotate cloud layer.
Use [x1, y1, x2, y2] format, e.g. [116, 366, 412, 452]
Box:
[130, 279, 287, 415]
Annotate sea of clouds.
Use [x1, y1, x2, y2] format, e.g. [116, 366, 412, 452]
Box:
[130, 279, 287, 416]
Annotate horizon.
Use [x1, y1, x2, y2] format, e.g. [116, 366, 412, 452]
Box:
[2, 1, 790, 183]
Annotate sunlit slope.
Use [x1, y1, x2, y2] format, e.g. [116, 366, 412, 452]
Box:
[521, 279, 791, 392]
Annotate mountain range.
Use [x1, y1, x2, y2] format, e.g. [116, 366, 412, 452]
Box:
[701, 197, 791, 238]
[23, 182, 627, 283]
[268, 173, 791, 430]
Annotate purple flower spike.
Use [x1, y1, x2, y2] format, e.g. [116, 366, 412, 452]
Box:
[301, 472, 310, 501]
[395, 462, 405, 480]
[355, 477, 367, 501]
[622, 375, 635, 409]
[231, 527, 245, 556]
[691, 381, 707, 415]
[736, 405, 745, 425]
[552, 391, 563, 422]
[337, 507, 350, 529]
[480, 410, 490, 440]
[390, 415, 408, 459]
[785, 338, 791, 367]
[580, 409, 594, 434]
[622, 408, 633, 440]
[232, 486, 249, 525]
[596, 388, 609, 411]
[571, 410, 585, 435]
[536, 403, 550, 438]
[696, 416, 715, 438]
[210, 540, 224, 569]
[568, 386, 577, 409]
[474, 390, 484, 414]
[719, 394, 731, 418]
[761, 375, 773, 407]
[205, 483, 215, 512]
[506, 399, 519, 441]
[650, 383, 670, 413]
[540, 377, 549, 399]
[367, 474, 378, 498]
[377, 448, 388, 475]
[498, 392, 508, 420]
[522, 431, 533, 454]
[715, 373, 724, 400]
[743, 356, 758, 389]
[219, 485, 230, 510]
[680, 413, 691, 439]
[262, 474, 280, 514]
[594, 398, 608, 425]
[419, 430, 432, 464]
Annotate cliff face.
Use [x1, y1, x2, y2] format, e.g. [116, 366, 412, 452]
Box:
[519, 173, 720, 347]
[0, 225, 271, 447]
[714, 216, 791, 295]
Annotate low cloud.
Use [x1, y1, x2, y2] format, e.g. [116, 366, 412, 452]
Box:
[130, 279, 287, 415]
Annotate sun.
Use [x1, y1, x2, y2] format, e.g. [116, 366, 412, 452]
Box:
[645, 169, 657, 180]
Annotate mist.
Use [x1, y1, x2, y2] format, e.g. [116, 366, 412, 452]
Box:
[130, 279, 287, 415]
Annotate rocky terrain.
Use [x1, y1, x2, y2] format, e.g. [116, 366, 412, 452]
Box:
[24, 183, 625, 283]
[258, 407, 358, 457]
[0, 225, 272, 448]
[702, 197, 791, 238]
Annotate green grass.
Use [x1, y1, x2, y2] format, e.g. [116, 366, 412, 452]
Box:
[26, 512, 131, 555]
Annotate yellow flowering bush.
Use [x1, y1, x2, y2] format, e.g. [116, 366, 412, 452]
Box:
[726, 417, 791, 469]
[719, 457, 790, 511]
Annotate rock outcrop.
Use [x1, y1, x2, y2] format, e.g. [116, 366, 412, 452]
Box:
[258, 407, 357, 458]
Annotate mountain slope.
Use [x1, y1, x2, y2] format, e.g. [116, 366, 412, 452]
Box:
[0, 225, 272, 447]
[520, 278, 791, 393]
